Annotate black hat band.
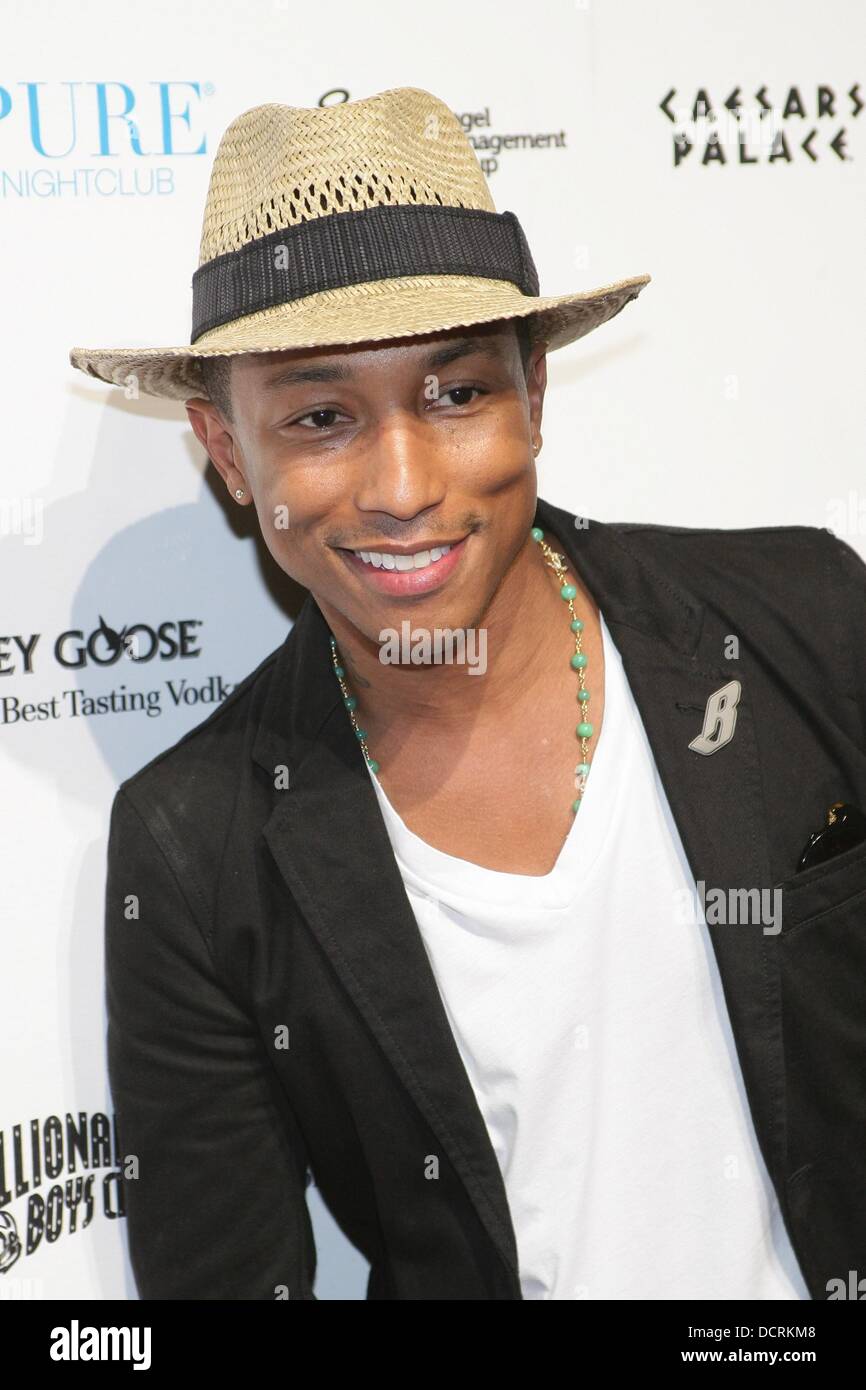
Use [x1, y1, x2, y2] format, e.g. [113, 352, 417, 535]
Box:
[190, 202, 540, 343]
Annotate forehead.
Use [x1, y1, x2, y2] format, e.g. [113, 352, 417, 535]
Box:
[232, 322, 520, 392]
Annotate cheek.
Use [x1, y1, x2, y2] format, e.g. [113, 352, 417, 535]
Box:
[251, 457, 329, 535]
[454, 406, 532, 484]
[249, 471, 337, 586]
[254, 453, 348, 522]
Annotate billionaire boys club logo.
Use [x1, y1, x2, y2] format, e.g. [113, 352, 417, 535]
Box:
[660, 82, 863, 165]
[0, 1113, 124, 1275]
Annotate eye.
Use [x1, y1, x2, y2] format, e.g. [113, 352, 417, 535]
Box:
[434, 385, 484, 408]
[287, 407, 349, 431]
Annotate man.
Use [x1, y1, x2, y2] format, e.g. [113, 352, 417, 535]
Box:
[70, 88, 866, 1301]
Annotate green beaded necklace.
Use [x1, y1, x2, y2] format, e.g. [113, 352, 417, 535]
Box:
[328, 524, 594, 813]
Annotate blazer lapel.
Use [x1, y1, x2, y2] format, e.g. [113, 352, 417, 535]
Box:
[538, 498, 785, 1180]
[253, 595, 522, 1287]
[251, 495, 786, 1293]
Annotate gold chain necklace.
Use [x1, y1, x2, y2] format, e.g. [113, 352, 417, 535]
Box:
[329, 524, 594, 813]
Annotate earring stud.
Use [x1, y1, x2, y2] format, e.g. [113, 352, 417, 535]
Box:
[235, 487, 245, 499]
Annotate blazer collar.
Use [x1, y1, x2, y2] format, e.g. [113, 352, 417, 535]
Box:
[251, 497, 782, 1292]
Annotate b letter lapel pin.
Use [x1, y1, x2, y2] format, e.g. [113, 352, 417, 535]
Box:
[688, 680, 742, 756]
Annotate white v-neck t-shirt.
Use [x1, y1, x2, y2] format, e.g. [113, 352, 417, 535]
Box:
[365, 613, 809, 1300]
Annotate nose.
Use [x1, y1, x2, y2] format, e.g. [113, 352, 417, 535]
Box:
[351, 410, 446, 521]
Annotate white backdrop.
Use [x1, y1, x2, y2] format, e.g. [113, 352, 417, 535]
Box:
[1, 0, 863, 1299]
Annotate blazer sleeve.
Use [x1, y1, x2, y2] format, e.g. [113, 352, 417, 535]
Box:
[826, 529, 866, 742]
[105, 786, 317, 1299]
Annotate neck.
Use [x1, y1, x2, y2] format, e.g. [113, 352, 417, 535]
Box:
[315, 528, 598, 743]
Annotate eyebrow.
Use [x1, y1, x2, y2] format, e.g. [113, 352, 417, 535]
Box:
[259, 335, 509, 392]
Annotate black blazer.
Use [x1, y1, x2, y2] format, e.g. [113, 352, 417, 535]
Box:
[105, 494, 866, 1300]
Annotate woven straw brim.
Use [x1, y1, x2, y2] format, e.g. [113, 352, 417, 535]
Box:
[69, 271, 650, 402]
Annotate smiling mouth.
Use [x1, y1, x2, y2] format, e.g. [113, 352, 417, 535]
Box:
[341, 542, 456, 572]
[336, 534, 471, 594]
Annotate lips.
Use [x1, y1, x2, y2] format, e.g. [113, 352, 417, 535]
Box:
[338, 535, 469, 596]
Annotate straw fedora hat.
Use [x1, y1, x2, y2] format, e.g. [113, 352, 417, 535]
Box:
[69, 86, 651, 402]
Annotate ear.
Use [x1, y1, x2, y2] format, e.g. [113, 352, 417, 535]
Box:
[185, 398, 252, 504]
[525, 345, 547, 444]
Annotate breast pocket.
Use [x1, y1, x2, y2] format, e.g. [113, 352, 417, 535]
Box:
[776, 836, 866, 1246]
[774, 837, 866, 938]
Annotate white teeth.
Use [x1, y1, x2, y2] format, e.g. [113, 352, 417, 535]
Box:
[353, 543, 453, 569]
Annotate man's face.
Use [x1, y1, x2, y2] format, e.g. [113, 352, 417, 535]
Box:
[187, 320, 547, 644]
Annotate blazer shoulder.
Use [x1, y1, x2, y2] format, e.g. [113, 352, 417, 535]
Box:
[543, 498, 866, 629]
[607, 518, 866, 592]
[542, 496, 866, 586]
[610, 516, 851, 549]
[604, 520, 866, 705]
